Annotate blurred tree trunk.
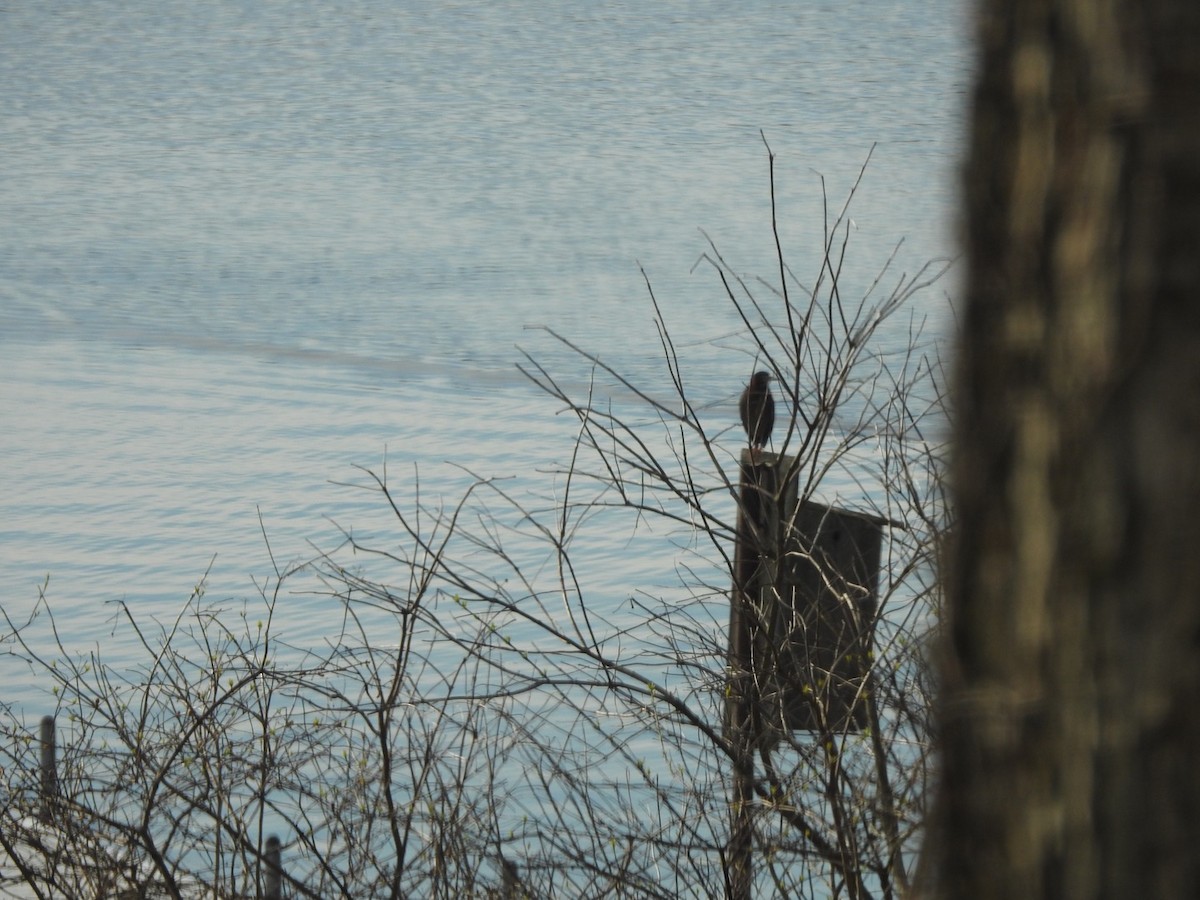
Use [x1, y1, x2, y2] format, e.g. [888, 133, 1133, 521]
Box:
[938, 0, 1200, 897]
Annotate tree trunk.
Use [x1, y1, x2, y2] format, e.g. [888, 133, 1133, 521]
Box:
[937, 0, 1200, 897]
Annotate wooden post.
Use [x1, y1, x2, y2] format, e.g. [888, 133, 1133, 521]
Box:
[726, 451, 782, 899]
[726, 451, 889, 893]
[264, 834, 282, 900]
[500, 855, 521, 899]
[38, 715, 57, 822]
[726, 540, 755, 900]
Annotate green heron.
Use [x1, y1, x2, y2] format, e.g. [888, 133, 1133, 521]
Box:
[739, 370, 775, 450]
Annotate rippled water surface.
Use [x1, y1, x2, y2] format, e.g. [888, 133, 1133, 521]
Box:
[1, 0, 970, 708]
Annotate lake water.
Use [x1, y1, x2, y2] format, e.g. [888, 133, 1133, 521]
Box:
[1, 0, 971, 712]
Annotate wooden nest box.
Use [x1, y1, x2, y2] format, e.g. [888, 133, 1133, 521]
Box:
[730, 450, 892, 738]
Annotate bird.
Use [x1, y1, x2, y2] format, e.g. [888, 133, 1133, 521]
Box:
[739, 370, 775, 451]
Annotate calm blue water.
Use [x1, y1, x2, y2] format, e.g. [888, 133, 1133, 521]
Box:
[1, 0, 970, 707]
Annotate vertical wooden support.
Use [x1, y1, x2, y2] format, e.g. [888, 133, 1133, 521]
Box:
[726, 451, 887, 893]
[38, 715, 57, 822]
[500, 855, 521, 898]
[726, 451, 781, 900]
[264, 834, 282, 900]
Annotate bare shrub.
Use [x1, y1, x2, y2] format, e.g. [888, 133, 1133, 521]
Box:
[0, 144, 950, 899]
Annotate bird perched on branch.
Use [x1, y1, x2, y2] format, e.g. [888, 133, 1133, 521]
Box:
[739, 370, 775, 452]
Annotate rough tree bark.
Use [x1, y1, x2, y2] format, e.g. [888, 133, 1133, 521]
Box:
[938, 0, 1200, 898]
